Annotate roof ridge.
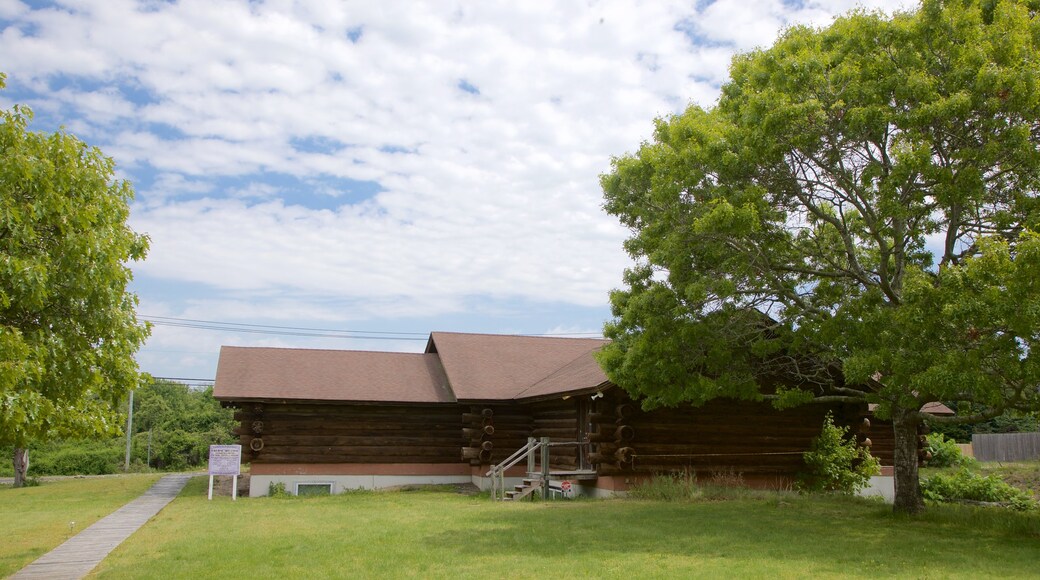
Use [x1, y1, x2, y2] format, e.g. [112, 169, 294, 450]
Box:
[221, 345, 432, 356]
[430, 330, 607, 342]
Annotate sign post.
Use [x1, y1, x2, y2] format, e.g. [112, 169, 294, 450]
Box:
[208, 444, 242, 501]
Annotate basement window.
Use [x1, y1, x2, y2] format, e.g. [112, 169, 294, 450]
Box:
[295, 482, 333, 496]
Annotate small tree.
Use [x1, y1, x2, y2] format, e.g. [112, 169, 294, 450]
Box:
[0, 73, 150, 486]
[799, 414, 880, 494]
[599, 0, 1040, 514]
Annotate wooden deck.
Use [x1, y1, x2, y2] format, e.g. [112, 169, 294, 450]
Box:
[11, 474, 192, 580]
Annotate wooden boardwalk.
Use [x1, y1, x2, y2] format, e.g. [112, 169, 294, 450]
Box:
[11, 474, 192, 580]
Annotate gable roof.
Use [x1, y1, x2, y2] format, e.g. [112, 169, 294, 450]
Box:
[213, 346, 455, 404]
[426, 331, 609, 401]
[213, 332, 610, 404]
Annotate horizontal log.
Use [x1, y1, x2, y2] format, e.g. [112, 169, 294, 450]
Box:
[616, 404, 637, 419]
[254, 454, 462, 464]
[257, 410, 463, 422]
[531, 428, 578, 439]
[532, 418, 577, 429]
[252, 420, 464, 433]
[252, 442, 455, 457]
[615, 425, 635, 441]
[461, 447, 493, 461]
[461, 410, 493, 423]
[235, 407, 461, 420]
[592, 443, 618, 454]
[589, 412, 619, 424]
[588, 432, 616, 443]
[534, 409, 581, 419]
[462, 426, 495, 439]
[589, 452, 616, 464]
[257, 435, 464, 447]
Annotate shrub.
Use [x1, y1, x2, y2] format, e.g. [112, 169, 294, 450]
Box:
[26, 439, 123, 476]
[268, 482, 291, 498]
[925, 433, 976, 468]
[798, 413, 880, 494]
[922, 468, 1037, 511]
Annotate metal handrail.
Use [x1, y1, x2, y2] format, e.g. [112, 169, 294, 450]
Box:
[487, 439, 594, 500]
[488, 438, 542, 501]
[486, 439, 539, 478]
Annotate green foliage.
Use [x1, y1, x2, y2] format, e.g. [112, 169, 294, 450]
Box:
[29, 439, 123, 475]
[0, 380, 235, 475]
[925, 433, 976, 468]
[0, 72, 150, 453]
[129, 381, 236, 470]
[268, 482, 291, 498]
[798, 414, 880, 494]
[922, 468, 1038, 511]
[599, 0, 1040, 512]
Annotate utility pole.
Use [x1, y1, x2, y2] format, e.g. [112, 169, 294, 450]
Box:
[124, 390, 134, 471]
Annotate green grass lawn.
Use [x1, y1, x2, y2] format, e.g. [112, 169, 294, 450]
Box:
[0, 474, 160, 577]
[88, 477, 1040, 579]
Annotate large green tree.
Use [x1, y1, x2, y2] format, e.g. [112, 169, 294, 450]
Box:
[599, 0, 1040, 514]
[0, 74, 150, 486]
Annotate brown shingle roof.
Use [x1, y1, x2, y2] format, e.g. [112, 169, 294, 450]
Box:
[426, 332, 609, 401]
[213, 346, 455, 403]
[214, 332, 611, 404]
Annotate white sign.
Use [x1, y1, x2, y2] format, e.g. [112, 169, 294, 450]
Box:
[208, 445, 242, 476]
[208, 445, 242, 501]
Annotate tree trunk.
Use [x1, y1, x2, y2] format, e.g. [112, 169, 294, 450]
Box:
[891, 407, 924, 514]
[13, 448, 29, 488]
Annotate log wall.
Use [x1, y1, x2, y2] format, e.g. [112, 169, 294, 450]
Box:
[235, 403, 464, 464]
[229, 391, 886, 476]
[587, 393, 875, 479]
[531, 398, 580, 470]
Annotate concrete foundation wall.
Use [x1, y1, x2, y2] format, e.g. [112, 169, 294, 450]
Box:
[250, 474, 472, 497]
[858, 475, 895, 504]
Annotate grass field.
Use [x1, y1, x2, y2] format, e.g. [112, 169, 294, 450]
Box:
[84, 477, 1040, 579]
[0, 474, 160, 577]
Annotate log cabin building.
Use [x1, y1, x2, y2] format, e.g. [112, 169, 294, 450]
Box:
[214, 331, 903, 498]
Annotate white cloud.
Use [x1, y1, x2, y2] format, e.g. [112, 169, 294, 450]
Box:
[2, 0, 916, 378]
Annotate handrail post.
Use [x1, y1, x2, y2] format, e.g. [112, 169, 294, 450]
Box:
[540, 436, 550, 499]
[490, 465, 497, 501]
[527, 437, 536, 475]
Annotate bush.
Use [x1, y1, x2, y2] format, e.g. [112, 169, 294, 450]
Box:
[268, 482, 291, 498]
[922, 468, 1037, 511]
[925, 433, 976, 468]
[11, 439, 125, 476]
[798, 413, 880, 495]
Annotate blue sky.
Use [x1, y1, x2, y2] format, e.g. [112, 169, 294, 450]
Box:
[0, 0, 913, 381]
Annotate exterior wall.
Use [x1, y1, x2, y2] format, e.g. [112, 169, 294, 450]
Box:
[589, 393, 870, 481]
[478, 404, 533, 464]
[236, 402, 464, 465]
[530, 398, 582, 470]
[229, 391, 881, 495]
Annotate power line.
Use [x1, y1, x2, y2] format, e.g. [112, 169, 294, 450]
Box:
[139, 314, 604, 339]
[139, 316, 429, 340]
[151, 376, 214, 383]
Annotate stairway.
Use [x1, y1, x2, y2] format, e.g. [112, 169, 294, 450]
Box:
[502, 476, 542, 501]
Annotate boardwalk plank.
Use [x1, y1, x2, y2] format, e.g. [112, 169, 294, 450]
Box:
[11, 474, 191, 580]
